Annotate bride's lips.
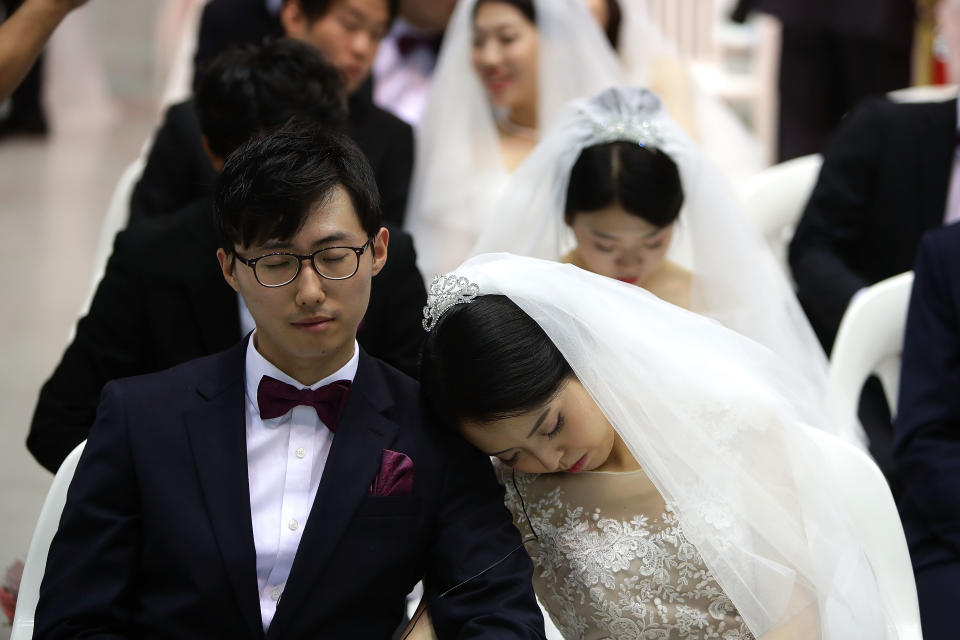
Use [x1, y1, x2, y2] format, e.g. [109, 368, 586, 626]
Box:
[291, 316, 335, 333]
[483, 70, 512, 93]
[618, 276, 638, 284]
[565, 455, 588, 474]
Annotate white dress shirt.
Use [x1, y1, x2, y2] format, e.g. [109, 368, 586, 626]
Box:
[372, 18, 440, 126]
[943, 98, 960, 225]
[244, 333, 359, 631]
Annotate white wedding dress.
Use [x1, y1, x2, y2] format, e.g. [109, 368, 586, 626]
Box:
[436, 254, 907, 639]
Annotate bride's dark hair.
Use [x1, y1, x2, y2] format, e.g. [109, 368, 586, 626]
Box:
[472, 0, 536, 23]
[420, 295, 571, 429]
[564, 141, 684, 228]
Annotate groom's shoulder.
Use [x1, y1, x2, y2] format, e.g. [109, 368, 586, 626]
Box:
[106, 340, 244, 408]
[362, 350, 420, 402]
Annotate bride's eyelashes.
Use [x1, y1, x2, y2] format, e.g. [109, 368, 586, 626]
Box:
[545, 414, 565, 439]
[594, 243, 615, 253]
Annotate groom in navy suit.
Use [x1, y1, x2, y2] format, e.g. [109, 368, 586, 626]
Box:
[895, 222, 960, 640]
[34, 124, 545, 638]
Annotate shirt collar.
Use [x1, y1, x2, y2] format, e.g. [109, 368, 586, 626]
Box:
[244, 332, 360, 420]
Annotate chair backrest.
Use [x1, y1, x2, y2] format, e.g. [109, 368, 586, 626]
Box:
[11, 441, 86, 640]
[887, 84, 959, 104]
[802, 426, 922, 638]
[739, 154, 823, 281]
[827, 271, 915, 426]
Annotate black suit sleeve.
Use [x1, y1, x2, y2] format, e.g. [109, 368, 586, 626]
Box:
[361, 227, 426, 377]
[424, 435, 545, 639]
[788, 99, 885, 349]
[34, 382, 141, 639]
[129, 101, 214, 224]
[28, 229, 147, 472]
[894, 228, 960, 552]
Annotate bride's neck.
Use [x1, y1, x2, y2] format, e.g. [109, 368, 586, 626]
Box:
[507, 102, 537, 130]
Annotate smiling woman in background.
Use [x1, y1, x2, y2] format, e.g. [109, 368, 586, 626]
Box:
[404, 0, 620, 281]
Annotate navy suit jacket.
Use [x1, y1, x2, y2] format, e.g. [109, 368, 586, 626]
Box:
[35, 342, 545, 639]
[789, 97, 956, 352]
[894, 222, 960, 570]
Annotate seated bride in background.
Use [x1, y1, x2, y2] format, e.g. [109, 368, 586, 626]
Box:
[473, 86, 856, 442]
[415, 253, 911, 639]
[404, 0, 621, 280]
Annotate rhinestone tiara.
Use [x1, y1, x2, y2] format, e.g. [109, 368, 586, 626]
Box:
[588, 91, 665, 149]
[422, 274, 480, 332]
[591, 114, 664, 149]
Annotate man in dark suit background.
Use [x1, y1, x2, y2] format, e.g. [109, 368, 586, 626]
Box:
[731, 0, 915, 161]
[132, 0, 413, 226]
[788, 94, 957, 483]
[894, 221, 960, 640]
[34, 122, 546, 639]
[192, 0, 282, 91]
[28, 38, 426, 473]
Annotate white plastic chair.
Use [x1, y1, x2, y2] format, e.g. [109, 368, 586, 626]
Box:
[11, 441, 86, 640]
[802, 425, 922, 638]
[887, 84, 959, 104]
[827, 271, 915, 424]
[739, 154, 823, 281]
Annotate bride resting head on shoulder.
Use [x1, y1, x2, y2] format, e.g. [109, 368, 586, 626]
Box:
[470, 0, 540, 170]
[417, 254, 903, 639]
[422, 294, 639, 475]
[563, 139, 692, 308]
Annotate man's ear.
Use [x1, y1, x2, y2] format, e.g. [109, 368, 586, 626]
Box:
[371, 226, 389, 276]
[201, 136, 224, 172]
[217, 248, 241, 292]
[280, 0, 309, 41]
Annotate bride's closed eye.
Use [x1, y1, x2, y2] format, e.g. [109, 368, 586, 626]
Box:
[545, 414, 565, 439]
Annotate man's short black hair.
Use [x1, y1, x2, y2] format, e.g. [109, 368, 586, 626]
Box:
[215, 120, 382, 251]
[290, 0, 401, 23]
[195, 37, 348, 160]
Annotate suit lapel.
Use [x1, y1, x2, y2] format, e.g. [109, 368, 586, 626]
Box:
[183, 340, 263, 640]
[919, 98, 957, 229]
[268, 352, 399, 635]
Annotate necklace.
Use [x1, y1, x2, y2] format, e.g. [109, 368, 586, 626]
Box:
[497, 114, 539, 141]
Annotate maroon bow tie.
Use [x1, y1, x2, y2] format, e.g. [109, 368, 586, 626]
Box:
[396, 33, 443, 57]
[257, 376, 352, 431]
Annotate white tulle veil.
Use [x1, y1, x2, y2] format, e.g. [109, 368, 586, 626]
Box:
[615, 0, 765, 183]
[404, 0, 622, 281]
[472, 85, 857, 442]
[433, 252, 902, 639]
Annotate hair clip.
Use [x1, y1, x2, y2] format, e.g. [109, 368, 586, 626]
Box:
[422, 274, 480, 332]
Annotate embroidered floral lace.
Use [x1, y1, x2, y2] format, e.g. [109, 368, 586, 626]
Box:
[501, 466, 756, 640]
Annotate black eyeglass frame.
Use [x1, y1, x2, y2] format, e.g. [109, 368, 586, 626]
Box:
[233, 238, 374, 288]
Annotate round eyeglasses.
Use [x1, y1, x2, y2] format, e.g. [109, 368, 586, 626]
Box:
[233, 239, 373, 287]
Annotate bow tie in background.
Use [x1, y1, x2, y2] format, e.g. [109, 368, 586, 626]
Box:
[257, 376, 352, 430]
[396, 32, 443, 58]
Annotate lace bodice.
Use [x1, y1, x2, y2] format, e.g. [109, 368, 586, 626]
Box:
[501, 467, 756, 640]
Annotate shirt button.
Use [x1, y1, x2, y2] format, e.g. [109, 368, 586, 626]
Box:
[288, 518, 299, 531]
[271, 588, 281, 601]
[295, 447, 306, 459]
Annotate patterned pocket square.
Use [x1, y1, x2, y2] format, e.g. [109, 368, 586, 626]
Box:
[369, 449, 415, 496]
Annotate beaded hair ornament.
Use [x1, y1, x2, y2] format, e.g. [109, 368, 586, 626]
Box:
[586, 89, 665, 150]
[422, 274, 480, 331]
